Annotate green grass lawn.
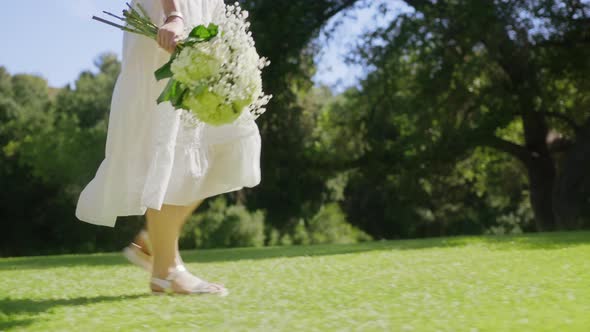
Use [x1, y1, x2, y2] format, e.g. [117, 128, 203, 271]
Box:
[1, 231, 589, 332]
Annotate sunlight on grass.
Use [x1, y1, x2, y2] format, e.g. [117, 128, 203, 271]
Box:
[1, 231, 589, 331]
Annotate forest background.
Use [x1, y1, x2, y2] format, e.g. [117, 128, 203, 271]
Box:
[2, 0, 589, 256]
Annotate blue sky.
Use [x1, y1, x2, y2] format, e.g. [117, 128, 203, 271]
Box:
[0, 0, 124, 87]
[0, 0, 403, 91]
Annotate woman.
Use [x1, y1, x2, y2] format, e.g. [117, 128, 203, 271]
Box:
[75, 0, 262, 296]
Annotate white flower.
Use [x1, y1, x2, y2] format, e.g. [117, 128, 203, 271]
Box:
[169, 2, 271, 126]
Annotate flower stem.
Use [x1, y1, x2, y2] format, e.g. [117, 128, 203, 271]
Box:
[93, 3, 159, 40]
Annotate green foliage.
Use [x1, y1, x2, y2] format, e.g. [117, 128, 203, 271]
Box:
[239, 0, 363, 230]
[9, 55, 116, 191]
[188, 23, 219, 41]
[181, 197, 266, 249]
[55, 54, 119, 128]
[320, 0, 590, 235]
[291, 219, 310, 245]
[0, 55, 146, 257]
[279, 203, 372, 245]
[306, 203, 372, 244]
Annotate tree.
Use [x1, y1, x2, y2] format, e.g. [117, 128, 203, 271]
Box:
[0, 56, 142, 256]
[344, 0, 590, 231]
[237, 0, 364, 229]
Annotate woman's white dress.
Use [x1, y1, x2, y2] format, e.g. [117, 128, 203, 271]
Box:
[75, 0, 261, 227]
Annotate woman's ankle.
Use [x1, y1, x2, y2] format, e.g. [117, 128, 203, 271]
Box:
[133, 231, 152, 256]
[152, 266, 176, 279]
[152, 262, 188, 279]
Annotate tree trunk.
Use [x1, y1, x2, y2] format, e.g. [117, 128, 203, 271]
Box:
[521, 111, 558, 231]
[484, 134, 557, 231]
[525, 154, 557, 231]
[554, 119, 590, 228]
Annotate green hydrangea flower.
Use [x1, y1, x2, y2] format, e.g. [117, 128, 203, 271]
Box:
[172, 49, 222, 85]
[183, 90, 242, 126]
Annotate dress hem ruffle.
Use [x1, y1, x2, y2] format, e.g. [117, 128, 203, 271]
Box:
[75, 131, 261, 227]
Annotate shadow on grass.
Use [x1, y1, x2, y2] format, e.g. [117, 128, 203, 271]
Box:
[1, 231, 588, 271]
[0, 318, 35, 331]
[0, 294, 147, 330]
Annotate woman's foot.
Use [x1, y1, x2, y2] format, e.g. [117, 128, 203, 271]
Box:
[123, 230, 153, 272]
[150, 265, 229, 296]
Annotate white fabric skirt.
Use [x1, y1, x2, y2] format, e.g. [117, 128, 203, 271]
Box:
[75, 0, 262, 227]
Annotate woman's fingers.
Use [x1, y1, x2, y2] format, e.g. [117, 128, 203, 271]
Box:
[158, 18, 184, 53]
[168, 38, 177, 53]
[157, 29, 166, 50]
[157, 30, 174, 53]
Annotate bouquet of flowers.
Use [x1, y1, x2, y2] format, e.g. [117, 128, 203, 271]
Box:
[93, 2, 271, 126]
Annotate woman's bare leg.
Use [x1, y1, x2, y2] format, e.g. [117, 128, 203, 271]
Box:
[146, 200, 202, 279]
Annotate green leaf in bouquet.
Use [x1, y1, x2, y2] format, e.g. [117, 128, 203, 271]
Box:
[155, 53, 178, 81]
[189, 25, 209, 39]
[155, 61, 173, 81]
[188, 23, 219, 41]
[206, 23, 219, 37]
[171, 89, 188, 109]
[157, 79, 187, 107]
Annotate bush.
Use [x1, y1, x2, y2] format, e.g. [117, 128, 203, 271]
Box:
[306, 203, 372, 244]
[265, 227, 281, 246]
[179, 199, 371, 250]
[274, 203, 373, 246]
[180, 196, 266, 249]
[485, 191, 534, 235]
[292, 219, 310, 245]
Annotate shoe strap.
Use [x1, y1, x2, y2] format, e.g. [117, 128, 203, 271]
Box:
[151, 265, 188, 289]
[150, 277, 172, 290]
[152, 266, 225, 294]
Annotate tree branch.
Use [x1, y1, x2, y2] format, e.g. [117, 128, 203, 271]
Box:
[547, 137, 574, 154]
[482, 136, 531, 165]
[402, 0, 435, 10]
[322, 0, 363, 22]
[539, 111, 582, 134]
[535, 38, 590, 49]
